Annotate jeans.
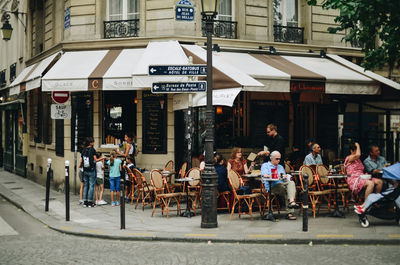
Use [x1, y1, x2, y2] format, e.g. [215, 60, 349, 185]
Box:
[83, 169, 96, 202]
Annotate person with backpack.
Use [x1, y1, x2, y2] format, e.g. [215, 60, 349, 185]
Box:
[81, 137, 103, 208]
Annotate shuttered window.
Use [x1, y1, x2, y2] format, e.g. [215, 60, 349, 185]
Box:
[55, 119, 64, 156]
[71, 93, 93, 152]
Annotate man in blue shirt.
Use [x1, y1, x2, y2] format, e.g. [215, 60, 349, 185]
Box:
[261, 151, 298, 220]
[304, 143, 323, 166]
[363, 145, 387, 174]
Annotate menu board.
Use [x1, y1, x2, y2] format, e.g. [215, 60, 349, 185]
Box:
[142, 92, 167, 154]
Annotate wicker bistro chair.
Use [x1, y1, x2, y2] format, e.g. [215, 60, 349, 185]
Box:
[163, 160, 175, 183]
[171, 162, 187, 191]
[131, 168, 154, 211]
[185, 167, 202, 215]
[228, 170, 263, 220]
[150, 169, 183, 218]
[123, 165, 138, 204]
[299, 165, 332, 218]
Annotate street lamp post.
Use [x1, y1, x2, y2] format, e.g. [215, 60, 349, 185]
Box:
[200, 0, 220, 229]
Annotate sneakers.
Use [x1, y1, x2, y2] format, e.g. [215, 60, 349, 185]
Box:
[82, 201, 88, 207]
[111, 201, 116, 207]
[354, 205, 365, 214]
[97, 200, 108, 205]
[87, 202, 96, 208]
[79, 200, 84, 205]
[115, 201, 120, 206]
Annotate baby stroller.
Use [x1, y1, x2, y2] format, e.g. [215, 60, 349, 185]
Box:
[358, 163, 400, 228]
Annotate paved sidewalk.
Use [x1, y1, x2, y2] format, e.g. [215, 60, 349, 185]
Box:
[1, 170, 399, 244]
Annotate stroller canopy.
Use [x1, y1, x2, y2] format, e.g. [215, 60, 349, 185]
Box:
[382, 163, 400, 180]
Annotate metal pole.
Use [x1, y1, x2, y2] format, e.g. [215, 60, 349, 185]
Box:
[201, 12, 218, 228]
[302, 174, 309, 232]
[65, 160, 70, 221]
[45, 158, 52, 212]
[73, 112, 78, 195]
[120, 176, 125, 229]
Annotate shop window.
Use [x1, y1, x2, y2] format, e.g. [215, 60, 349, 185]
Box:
[71, 93, 93, 152]
[10, 63, 16, 83]
[0, 69, 6, 87]
[55, 119, 64, 157]
[103, 91, 137, 145]
[107, 0, 139, 20]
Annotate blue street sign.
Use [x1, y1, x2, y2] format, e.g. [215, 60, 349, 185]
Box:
[149, 65, 207, 76]
[176, 6, 194, 21]
[152, 82, 207, 93]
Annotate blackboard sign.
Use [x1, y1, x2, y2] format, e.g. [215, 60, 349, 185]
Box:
[142, 92, 167, 154]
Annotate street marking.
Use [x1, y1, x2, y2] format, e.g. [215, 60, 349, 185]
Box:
[83, 230, 104, 235]
[0, 216, 18, 236]
[388, 234, 400, 238]
[60, 226, 71, 231]
[184, 234, 217, 237]
[317, 234, 354, 238]
[126, 233, 153, 236]
[248, 234, 283, 238]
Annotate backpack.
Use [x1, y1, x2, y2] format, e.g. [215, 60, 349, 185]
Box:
[82, 148, 95, 171]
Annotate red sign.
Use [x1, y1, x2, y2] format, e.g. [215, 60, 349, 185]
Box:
[52, 91, 70, 104]
[290, 81, 325, 93]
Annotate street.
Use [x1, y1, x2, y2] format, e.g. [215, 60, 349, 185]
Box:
[1, 198, 399, 265]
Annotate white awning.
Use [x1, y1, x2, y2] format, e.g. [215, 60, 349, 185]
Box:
[173, 88, 241, 111]
[327, 54, 400, 91]
[9, 52, 61, 95]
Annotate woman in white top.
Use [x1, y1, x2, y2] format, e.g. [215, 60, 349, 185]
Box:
[117, 132, 137, 166]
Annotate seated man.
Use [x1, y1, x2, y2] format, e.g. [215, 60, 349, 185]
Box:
[261, 151, 298, 220]
[363, 145, 387, 175]
[304, 143, 323, 166]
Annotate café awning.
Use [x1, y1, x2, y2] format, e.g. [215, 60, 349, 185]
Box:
[9, 52, 61, 95]
[42, 49, 145, 91]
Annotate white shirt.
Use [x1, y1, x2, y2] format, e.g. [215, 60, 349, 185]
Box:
[96, 161, 104, 178]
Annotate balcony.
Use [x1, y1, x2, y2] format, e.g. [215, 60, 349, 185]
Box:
[104, 19, 139, 39]
[202, 19, 237, 39]
[273, 25, 304, 44]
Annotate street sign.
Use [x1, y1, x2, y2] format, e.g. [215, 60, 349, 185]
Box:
[152, 82, 207, 93]
[176, 0, 194, 21]
[148, 65, 207, 76]
[52, 91, 70, 104]
[51, 104, 71, 119]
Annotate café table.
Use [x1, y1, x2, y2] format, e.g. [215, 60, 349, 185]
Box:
[175, 177, 194, 218]
[261, 177, 282, 222]
[327, 173, 350, 218]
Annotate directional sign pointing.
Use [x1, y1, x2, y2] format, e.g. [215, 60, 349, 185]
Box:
[148, 65, 207, 76]
[152, 82, 207, 93]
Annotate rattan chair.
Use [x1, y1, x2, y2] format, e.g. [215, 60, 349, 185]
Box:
[123, 165, 138, 204]
[132, 168, 154, 211]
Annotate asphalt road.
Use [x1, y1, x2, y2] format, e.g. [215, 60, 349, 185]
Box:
[1, 197, 399, 265]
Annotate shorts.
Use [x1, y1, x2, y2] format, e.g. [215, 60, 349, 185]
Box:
[96, 177, 104, 185]
[109, 177, 121, 192]
[79, 170, 84, 182]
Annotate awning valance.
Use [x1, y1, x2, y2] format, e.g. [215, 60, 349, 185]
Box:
[9, 52, 61, 95]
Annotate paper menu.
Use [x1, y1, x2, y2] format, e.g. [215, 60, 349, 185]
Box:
[247, 152, 257, 161]
[264, 146, 269, 152]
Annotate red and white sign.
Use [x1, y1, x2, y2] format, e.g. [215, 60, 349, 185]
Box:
[52, 91, 70, 104]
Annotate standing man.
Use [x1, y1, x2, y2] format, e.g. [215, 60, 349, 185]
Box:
[363, 145, 388, 174]
[257, 123, 285, 165]
[304, 143, 323, 166]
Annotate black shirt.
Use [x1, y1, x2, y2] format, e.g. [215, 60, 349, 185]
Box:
[264, 134, 285, 165]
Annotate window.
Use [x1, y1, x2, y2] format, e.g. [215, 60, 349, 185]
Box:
[71, 93, 93, 152]
[0, 70, 6, 87]
[273, 0, 299, 27]
[55, 119, 64, 157]
[218, 0, 233, 21]
[108, 0, 139, 20]
[10, 63, 16, 83]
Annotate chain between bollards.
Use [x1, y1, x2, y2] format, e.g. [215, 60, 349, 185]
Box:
[302, 173, 309, 232]
[65, 160, 70, 221]
[120, 175, 125, 230]
[45, 158, 52, 212]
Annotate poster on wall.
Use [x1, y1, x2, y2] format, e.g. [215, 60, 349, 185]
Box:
[142, 92, 168, 154]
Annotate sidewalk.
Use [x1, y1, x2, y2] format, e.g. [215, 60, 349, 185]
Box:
[1, 169, 399, 245]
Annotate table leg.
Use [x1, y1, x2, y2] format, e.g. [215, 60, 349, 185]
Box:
[330, 180, 345, 218]
[181, 184, 194, 218]
[264, 181, 276, 222]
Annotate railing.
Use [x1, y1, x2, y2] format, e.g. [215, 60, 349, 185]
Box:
[104, 19, 139, 39]
[202, 19, 238, 39]
[273, 25, 304, 44]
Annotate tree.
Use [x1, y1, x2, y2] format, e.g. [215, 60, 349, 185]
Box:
[307, 0, 400, 78]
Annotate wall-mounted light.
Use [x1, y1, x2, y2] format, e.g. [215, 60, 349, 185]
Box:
[216, 106, 223, 114]
[134, 97, 138, 104]
[320, 50, 326, 58]
[269, 46, 276, 54]
[213, 43, 220, 52]
[1, 9, 27, 41]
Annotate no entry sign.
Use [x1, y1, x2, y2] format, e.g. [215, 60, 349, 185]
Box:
[52, 91, 70, 104]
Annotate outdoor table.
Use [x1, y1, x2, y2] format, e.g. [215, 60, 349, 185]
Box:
[327, 174, 350, 218]
[162, 171, 176, 183]
[175, 177, 194, 218]
[261, 177, 282, 222]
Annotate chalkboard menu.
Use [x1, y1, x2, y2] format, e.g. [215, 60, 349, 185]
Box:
[142, 92, 167, 154]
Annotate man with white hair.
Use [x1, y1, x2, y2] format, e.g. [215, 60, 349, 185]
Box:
[261, 151, 298, 220]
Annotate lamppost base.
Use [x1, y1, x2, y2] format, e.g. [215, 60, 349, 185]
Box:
[201, 221, 218, 228]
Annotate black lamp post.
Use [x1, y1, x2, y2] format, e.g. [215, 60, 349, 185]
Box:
[1, 14, 13, 41]
[200, 0, 219, 229]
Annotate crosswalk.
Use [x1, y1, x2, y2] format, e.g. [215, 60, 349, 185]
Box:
[0, 215, 18, 236]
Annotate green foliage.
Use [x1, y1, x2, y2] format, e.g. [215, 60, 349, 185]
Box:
[307, 0, 400, 76]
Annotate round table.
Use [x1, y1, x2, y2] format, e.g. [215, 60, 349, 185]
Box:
[175, 177, 194, 218]
[327, 174, 349, 218]
[262, 177, 282, 222]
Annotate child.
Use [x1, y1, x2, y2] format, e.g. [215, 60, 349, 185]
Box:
[124, 155, 136, 201]
[107, 150, 122, 206]
[78, 158, 84, 205]
[95, 152, 107, 205]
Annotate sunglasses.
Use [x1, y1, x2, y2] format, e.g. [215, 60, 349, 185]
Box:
[275, 158, 281, 160]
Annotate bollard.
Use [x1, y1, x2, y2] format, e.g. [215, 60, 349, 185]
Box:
[302, 174, 309, 232]
[120, 176, 126, 230]
[45, 158, 52, 212]
[65, 160, 70, 221]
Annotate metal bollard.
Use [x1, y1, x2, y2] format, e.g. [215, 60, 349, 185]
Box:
[65, 160, 70, 221]
[45, 158, 52, 212]
[120, 176, 125, 230]
[302, 174, 309, 232]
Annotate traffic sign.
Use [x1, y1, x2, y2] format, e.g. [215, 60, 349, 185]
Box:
[148, 65, 207, 76]
[51, 91, 70, 104]
[51, 104, 71, 119]
[152, 82, 207, 93]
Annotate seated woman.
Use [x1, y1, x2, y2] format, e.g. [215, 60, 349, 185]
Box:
[345, 142, 383, 207]
[214, 154, 228, 192]
[227, 148, 254, 189]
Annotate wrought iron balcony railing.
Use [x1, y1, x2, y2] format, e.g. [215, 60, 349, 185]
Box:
[104, 19, 139, 39]
[273, 25, 304, 44]
[202, 19, 238, 39]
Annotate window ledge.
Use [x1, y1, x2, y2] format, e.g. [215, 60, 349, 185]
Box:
[47, 144, 56, 151]
[36, 143, 46, 149]
[29, 141, 36, 147]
